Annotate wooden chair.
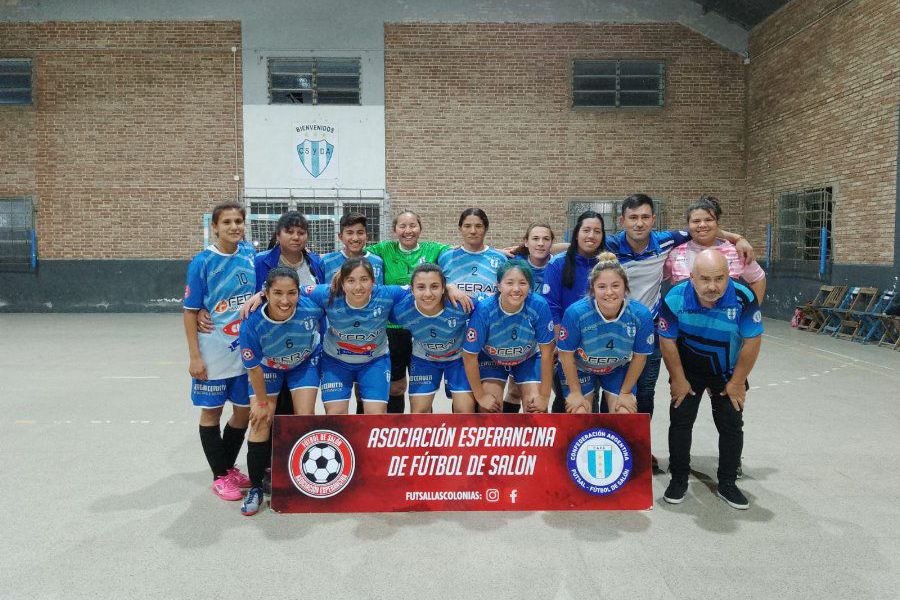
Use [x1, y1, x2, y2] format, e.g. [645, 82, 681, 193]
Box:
[876, 313, 900, 350]
[835, 287, 879, 340]
[796, 285, 832, 331]
[816, 287, 852, 335]
[800, 286, 847, 332]
[855, 289, 894, 343]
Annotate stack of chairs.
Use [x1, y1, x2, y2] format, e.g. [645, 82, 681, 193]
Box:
[854, 289, 895, 344]
[876, 292, 900, 350]
[818, 287, 857, 336]
[796, 285, 847, 332]
[834, 287, 880, 340]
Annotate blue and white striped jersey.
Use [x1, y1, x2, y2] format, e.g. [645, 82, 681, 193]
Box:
[184, 242, 257, 379]
[462, 294, 554, 366]
[390, 295, 470, 362]
[304, 284, 407, 364]
[558, 298, 655, 374]
[438, 246, 508, 301]
[239, 299, 324, 371]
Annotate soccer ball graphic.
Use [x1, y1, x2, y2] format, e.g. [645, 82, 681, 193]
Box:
[302, 443, 342, 484]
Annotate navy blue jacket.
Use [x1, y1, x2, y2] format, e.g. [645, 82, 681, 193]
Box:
[253, 245, 326, 292]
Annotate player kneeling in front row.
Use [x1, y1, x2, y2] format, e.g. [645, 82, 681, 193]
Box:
[557, 252, 654, 414]
[658, 249, 762, 509]
[238, 267, 325, 516]
[462, 260, 555, 413]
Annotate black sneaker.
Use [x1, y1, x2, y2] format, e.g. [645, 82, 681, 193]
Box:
[663, 478, 688, 504]
[717, 482, 749, 510]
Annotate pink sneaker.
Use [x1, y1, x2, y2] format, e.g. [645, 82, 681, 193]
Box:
[227, 467, 252, 489]
[212, 475, 242, 501]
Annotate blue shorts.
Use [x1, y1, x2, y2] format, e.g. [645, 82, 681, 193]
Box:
[408, 355, 471, 396]
[320, 354, 391, 403]
[256, 358, 321, 397]
[556, 364, 634, 398]
[191, 374, 250, 408]
[477, 352, 542, 385]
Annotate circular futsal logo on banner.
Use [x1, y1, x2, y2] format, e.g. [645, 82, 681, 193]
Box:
[567, 428, 632, 496]
[288, 430, 355, 498]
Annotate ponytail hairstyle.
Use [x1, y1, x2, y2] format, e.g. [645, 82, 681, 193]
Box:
[269, 212, 311, 264]
[410, 262, 450, 304]
[514, 222, 556, 258]
[496, 259, 534, 289]
[329, 256, 375, 306]
[562, 211, 605, 289]
[587, 252, 630, 298]
[264, 266, 301, 292]
[685, 195, 722, 223]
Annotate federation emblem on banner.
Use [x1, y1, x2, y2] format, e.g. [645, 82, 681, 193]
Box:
[296, 139, 334, 178]
[567, 428, 633, 496]
[288, 430, 355, 498]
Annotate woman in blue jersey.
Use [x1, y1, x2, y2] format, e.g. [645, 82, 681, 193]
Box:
[558, 252, 654, 414]
[183, 201, 256, 502]
[237, 267, 325, 515]
[541, 210, 606, 413]
[438, 208, 508, 301]
[390, 263, 475, 414]
[504, 222, 556, 412]
[462, 260, 556, 413]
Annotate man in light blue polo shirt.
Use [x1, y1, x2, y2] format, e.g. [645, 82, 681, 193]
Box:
[657, 250, 763, 509]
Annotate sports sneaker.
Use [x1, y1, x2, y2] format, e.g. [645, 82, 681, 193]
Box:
[663, 478, 688, 504]
[211, 474, 242, 501]
[717, 482, 750, 510]
[227, 467, 251, 489]
[241, 486, 263, 516]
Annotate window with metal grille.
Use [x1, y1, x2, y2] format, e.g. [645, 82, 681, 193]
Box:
[567, 198, 667, 239]
[244, 197, 384, 254]
[0, 59, 33, 105]
[268, 58, 361, 105]
[776, 187, 834, 266]
[572, 60, 665, 108]
[0, 197, 37, 272]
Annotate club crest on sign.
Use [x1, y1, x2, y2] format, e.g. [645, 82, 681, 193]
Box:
[296, 138, 334, 178]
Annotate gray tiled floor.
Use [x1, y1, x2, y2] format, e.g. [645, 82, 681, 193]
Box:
[2, 315, 898, 599]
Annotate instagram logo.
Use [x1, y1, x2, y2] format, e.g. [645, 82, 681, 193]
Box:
[485, 488, 500, 502]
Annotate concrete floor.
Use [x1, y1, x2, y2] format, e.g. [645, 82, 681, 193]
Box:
[1, 314, 898, 600]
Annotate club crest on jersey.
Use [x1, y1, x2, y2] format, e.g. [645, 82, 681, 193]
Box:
[625, 325, 636, 338]
[373, 307, 383, 318]
[489, 258, 500, 268]
[446, 318, 458, 328]
[303, 318, 316, 331]
[296, 139, 334, 178]
[241, 348, 254, 361]
[753, 310, 762, 323]
[466, 328, 478, 342]
[727, 308, 738, 321]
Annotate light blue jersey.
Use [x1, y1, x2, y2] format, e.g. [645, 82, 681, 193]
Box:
[304, 284, 408, 364]
[438, 246, 508, 301]
[558, 298, 655, 374]
[238, 299, 324, 371]
[463, 294, 554, 366]
[525, 258, 548, 293]
[184, 242, 256, 380]
[390, 294, 470, 362]
[320, 250, 385, 285]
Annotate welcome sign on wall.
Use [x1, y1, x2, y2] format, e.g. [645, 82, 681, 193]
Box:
[294, 122, 339, 181]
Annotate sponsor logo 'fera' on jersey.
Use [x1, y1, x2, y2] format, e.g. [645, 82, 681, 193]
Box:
[567, 428, 633, 496]
[288, 430, 355, 499]
[215, 292, 254, 314]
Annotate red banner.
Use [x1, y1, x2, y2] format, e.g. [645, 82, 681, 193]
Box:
[271, 413, 652, 512]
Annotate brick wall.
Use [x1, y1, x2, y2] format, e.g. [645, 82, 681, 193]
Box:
[0, 21, 242, 259]
[384, 23, 746, 247]
[746, 0, 898, 265]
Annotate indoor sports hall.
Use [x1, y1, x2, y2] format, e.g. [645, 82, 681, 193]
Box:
[1, 0, 897, 598]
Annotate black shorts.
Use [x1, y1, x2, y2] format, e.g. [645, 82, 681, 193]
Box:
[387, 327, 413, 382]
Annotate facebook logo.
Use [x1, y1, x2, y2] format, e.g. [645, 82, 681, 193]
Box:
[509, 489, 518, 504]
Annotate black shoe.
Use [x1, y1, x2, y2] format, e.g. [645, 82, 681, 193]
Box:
[663, 478, 688, 504]
[717, 482, 749, 510]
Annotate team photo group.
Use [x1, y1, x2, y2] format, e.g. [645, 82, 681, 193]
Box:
[183, 193, 765, 516]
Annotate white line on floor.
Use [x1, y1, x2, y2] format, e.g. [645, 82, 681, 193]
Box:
[101, 376, 160, 380]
